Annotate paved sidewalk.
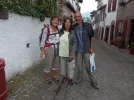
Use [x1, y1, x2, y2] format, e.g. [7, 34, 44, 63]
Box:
[7, 60, 62, 100]
[7, 39, 134, 100]
[64, 40, 134, 100]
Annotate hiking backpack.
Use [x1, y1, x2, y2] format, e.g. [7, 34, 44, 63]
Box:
[39, 27, 50, 48]
[39, 27, 60, 48]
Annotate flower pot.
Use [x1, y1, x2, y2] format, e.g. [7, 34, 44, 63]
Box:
[0, 10, 9, 19]
[114, 44, 117, 46]
[118, 45, 124, 49]
[110, 41, 114, 45]
[40, 15, 45, 22]
[129, 49, 134, 55]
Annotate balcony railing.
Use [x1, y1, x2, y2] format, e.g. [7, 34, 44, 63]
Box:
[66, 1, 76, 13]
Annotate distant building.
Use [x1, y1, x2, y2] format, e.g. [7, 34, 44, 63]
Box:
[95, 0, 118, 44]
[104, 0, 118, 44]
[57, 0, 83, 24]
[116, 0, 134, 47]
[90, 10, 97, 30]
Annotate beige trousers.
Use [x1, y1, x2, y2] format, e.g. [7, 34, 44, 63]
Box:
[60, 57, 75, 79]
[76, 52, 97, 83]
[44, 47, 59, 72]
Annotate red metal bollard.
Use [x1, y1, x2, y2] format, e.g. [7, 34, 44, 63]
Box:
[0, 58, 8, 100]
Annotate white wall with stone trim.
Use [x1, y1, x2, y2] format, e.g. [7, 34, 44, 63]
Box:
[103, 0, 119, 41]
[0, 13, 50, 81]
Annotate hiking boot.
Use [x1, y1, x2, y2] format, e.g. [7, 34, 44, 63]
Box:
[68, 79, 74, 86]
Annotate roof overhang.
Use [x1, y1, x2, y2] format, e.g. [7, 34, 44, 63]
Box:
[90, 10, 97, 17]
[66, 1, 76, 13]
[78, 0, 83, 3]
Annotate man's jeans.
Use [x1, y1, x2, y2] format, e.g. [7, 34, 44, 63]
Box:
[76, 52, 97, 83]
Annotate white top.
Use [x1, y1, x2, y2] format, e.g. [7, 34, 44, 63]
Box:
[59, 31, 69, 57]
[58, 25, 62, 30]
[40, 27, 59, 48]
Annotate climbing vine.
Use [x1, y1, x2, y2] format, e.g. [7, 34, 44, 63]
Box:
[0, 0, 57, 17]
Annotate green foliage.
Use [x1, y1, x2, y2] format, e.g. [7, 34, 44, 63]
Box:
[130, 41, 134, 49]
[113, 37, 125, 46]
[0, 0, 57, 17]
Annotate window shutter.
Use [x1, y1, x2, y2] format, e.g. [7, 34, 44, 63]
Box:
[101, 11, 103, 21]
[112, 0, 117, 11]
[108, 0, 112, 12]
[115, 20, 119, 37]
[122, 20, 127, 40]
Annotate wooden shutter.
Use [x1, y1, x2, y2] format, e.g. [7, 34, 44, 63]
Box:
[122, 20, 127, 40]
[112, 0, 117, 11]
[108, 0, 112, 12]
[115, 20, 119, 37]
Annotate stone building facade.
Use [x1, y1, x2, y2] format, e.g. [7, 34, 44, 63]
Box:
[116, 0, 134, 47]
[57, 0, 83, 24]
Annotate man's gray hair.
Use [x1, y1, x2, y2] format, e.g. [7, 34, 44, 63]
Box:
[74, 11, 82, 17]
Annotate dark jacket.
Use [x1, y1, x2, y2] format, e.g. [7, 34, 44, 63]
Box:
[59, 30, 77, 57]
[73, 22, 94, 53]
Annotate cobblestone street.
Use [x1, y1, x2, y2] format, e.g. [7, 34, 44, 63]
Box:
[7, 39, 134, 100]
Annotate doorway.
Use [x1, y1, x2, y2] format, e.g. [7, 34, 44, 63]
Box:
[105, 27, 109, 42]
[129, 19, 134, 43]
[101, 28, 104, 40]
[110, 25, 114, 43]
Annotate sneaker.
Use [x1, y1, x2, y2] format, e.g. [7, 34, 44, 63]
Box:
[68, 79, 74, 85]
[46, 78, 52, 84]
[62, 76, 68, 83]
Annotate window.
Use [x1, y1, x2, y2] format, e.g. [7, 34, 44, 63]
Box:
[108, 0, 117, 12]
[108, 0, 112, 12]
[120, 0, 130, 3]
[124, 0, 130, 2]
[95, 14, 100, 23]
[112, 0, 117, 11]
[118, 21, 124, 37]
[126, 0, 130, 2]
[101, 10, 105, 21]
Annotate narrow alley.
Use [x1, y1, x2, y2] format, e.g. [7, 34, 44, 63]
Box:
[7, 39, 134, 100]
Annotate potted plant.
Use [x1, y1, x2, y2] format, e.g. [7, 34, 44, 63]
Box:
[129, 41, 134, 55]
[40, 15, 45, 22]
[38, 5, 45, 22]
[118, 39, 125, 49]
[110, 40, 114, 45]
[114, 38, 125, 49]
[0, 4, 9, 19]
[113, 38, 119, 46]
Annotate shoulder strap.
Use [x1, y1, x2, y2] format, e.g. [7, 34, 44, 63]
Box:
[40, 28, 44, 41]
[45, 27, 60, 42]
[46, 27, 50, 42]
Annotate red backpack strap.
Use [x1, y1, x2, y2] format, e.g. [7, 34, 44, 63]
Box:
[44, 27, 52, 48]
[46, 27, 50, 41]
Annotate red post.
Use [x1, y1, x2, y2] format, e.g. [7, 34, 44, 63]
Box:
[0, 58, 8, 100]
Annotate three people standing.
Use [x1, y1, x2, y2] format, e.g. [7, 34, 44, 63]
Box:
[40, 12, 99, 89]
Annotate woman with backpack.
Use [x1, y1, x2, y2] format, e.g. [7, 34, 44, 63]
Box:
[40, 16, 60, 83]
[59, 17, 77, 85]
